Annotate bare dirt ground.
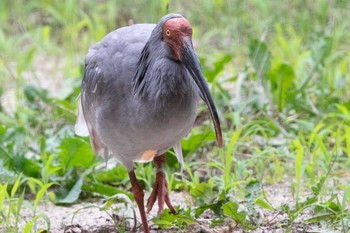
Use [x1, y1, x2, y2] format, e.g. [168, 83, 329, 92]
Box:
[16, 181, 334, 233]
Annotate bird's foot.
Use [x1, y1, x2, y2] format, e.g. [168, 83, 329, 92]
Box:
[146, 154, 176, 215]
[146, 170, 176, 215]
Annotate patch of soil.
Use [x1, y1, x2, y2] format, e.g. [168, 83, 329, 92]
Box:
[15, 181, 331, 233]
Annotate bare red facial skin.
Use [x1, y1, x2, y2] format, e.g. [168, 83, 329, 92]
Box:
[163, 17, 193, 61]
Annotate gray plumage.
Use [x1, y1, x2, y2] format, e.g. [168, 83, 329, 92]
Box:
[75, 14, 200, 171]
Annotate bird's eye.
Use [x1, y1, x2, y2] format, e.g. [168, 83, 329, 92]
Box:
[166, 30, 171, 36]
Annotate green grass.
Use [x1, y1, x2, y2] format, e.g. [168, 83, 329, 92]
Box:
[1, 0, 350, 232]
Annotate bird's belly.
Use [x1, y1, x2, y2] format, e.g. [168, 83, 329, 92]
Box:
[96, 95, 198, 163]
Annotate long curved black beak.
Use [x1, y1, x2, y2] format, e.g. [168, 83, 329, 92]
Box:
[181, 38, 223, 147]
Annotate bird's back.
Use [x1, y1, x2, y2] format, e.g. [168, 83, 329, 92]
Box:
[83, 23, 156, 102]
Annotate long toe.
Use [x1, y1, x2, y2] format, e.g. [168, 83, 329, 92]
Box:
[146, 171, 176, 215]
[165, 192, 176, 214]
[156, 172, 167, 215]
[146, 180, 158, 213]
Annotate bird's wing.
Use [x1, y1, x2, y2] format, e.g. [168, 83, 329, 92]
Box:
[78, 49, 110, 160]
[75, 24, 156, 162]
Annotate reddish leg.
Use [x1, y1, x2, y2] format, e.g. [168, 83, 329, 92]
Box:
[128, 170, 150, 233]
[146, 154, 176, 215]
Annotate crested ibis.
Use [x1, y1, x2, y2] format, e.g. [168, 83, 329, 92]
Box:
[75, 13, 223, 232]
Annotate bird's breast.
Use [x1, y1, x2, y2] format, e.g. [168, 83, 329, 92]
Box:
[96, 77, 199, 159]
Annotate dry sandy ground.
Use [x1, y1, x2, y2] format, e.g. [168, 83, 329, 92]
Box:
[14, 182, 337, 233]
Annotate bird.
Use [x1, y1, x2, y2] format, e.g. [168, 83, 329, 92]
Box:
[75, 13, 223, 233]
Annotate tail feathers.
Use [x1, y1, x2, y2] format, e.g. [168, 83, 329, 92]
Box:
[74, 99, 89, 137]
[173, 141, 184, 173]
[90, 130, 109, 161]
[75, 97, 109, 161]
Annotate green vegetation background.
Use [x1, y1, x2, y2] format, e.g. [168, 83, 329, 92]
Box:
[0, 0, 349, 232]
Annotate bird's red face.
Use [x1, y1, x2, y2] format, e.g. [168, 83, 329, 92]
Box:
[163, 17, 193, 61]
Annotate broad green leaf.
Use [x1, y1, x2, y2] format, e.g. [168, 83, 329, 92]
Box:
[82, 182, 131, 198]
[222, 201, 243, 221]
[194, 199, 225, 218]
[222, 201, 256, 230]
[182, 129, 216, 151]
[267, 63, 296, 111]
[204, 54, 232, 82]
[189, 182, 215, 203]
[295, 196, 317, 215]
[58, 137, 94, 171]
[24, 85, 49, 103]
[277, 64, 295, 111]
[222, 201, 255, 229]
[326, 200, 341, 212]
[12, 155, 41, 178]
[55, 176, 83, 204]
[94, 165, 128, 183]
